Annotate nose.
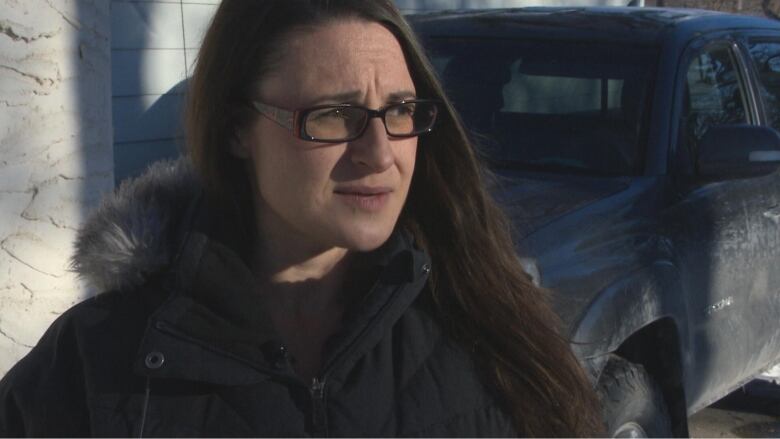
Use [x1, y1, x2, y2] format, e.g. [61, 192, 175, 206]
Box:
[349, 117, 394, 172]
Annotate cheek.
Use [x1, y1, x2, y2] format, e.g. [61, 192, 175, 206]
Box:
[397, 138, 418, 188]
[249, 135, 341, 208]
[250, 135, 295, 195]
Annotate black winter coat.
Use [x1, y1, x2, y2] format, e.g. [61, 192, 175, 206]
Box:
[0, 160, 516, 437]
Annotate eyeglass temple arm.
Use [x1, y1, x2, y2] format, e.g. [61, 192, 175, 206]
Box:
[252, 101, 294, 130]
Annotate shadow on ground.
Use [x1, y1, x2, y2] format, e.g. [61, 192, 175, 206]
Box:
[690, 380, 780, 438]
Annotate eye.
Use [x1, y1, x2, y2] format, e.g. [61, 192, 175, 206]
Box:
[327, 108, 351, 119]
[387, 103, 416, 117]
[310, 107, 351, 121]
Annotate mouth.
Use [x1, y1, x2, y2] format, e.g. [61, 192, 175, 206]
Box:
[334, 186, 393, 212]
[334, 186, 393, 196]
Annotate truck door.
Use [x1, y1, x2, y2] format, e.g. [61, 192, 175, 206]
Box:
[741, 36, 780, 372]
[667, 39, 769, 411]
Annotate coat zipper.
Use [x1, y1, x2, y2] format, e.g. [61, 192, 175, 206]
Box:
[305, 269, 428, 436]
[152, 265, 429, 437]
[310, 377, 328, 436]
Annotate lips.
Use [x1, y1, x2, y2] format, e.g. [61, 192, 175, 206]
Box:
[334, 186, 393, 196]
[334, 186, 393, 212]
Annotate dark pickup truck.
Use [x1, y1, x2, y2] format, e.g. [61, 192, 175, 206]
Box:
[410, 7, 780, 437]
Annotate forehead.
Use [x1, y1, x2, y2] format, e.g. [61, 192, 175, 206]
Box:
[259, 19, 415, 104]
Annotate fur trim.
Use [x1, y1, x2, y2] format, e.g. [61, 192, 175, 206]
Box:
[71, 158, 200, 293]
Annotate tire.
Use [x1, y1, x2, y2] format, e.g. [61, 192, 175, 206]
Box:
[597, 355, 673, 438]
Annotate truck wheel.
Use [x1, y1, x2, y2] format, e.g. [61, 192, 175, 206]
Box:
[598, 355, 673, 438]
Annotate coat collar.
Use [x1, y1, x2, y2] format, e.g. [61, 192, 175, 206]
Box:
[133, 222, 431, 385]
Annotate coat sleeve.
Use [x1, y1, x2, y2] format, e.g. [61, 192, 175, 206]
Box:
[0, 312, 92, 436]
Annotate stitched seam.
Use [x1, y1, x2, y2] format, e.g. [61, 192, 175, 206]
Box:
[377, 331, 447, 433]
[395, 330, 448, 398]
[138, 377, 151, 438]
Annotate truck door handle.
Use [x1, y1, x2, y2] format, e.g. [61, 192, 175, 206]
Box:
[764, 206, 780, 224]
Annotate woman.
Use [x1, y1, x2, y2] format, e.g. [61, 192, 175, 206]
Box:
[0, 0, 603, 436]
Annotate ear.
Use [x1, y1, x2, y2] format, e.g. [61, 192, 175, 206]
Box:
[229, 128, 251, 159]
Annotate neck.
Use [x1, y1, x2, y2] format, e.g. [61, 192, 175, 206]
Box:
[251, 204, 356, 313]
[255, 244, 351, 306]
[259, 245, 350, 285]
[249, 202, 378, 382]
[254, 243, 357, 383]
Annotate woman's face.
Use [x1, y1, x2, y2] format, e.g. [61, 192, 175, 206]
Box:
[235, 19, 418, 253]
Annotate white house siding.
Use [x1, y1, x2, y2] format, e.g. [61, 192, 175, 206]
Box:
[0, 0, 113, 375]
[111, 0, 220, 183]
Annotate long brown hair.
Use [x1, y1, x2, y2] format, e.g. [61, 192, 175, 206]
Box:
[185, 0, 604, 436]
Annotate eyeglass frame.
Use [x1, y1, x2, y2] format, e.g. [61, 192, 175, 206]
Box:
[250, 99, 441, 143]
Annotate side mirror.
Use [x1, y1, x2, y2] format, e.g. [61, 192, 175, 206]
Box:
[697, 124, 780, 179]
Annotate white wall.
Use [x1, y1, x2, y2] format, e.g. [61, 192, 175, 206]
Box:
[0, 0, 113, 374]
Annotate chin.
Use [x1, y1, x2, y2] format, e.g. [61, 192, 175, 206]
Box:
[338, 225, 395, 252]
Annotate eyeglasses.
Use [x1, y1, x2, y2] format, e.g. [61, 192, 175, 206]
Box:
[251, 99, 440, 143]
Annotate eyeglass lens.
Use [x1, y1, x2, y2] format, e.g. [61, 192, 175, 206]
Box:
[304, 102, 437, 141]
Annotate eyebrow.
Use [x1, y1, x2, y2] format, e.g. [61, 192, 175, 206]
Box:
[311, 89, 418, 105]
[388, 90, 418, 101]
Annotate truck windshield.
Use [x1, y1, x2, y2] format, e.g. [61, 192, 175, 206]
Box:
[425, 38, 657, 176]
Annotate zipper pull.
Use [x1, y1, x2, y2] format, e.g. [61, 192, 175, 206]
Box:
[273, 344, 290, 370]
[310, 377, 328, 436]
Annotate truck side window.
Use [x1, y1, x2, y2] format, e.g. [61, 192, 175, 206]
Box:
[747, 40, 780, 131]
[682, 45, 748, 157]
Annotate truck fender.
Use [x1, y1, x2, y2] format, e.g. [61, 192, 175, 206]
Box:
[569, 261, 688, 381]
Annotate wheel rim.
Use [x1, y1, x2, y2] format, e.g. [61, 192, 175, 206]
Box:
[613, 421, 648, 438]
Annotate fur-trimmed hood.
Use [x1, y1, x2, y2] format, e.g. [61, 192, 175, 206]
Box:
[71, 158, 201, 293]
